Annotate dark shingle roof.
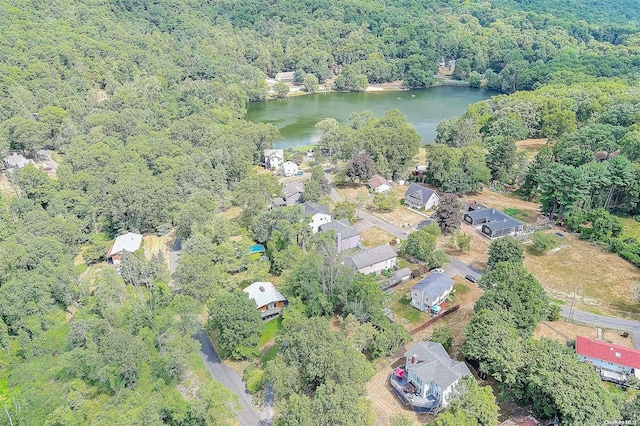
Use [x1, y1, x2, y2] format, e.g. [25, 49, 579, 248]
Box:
[319, 219, 359, 239]
[304, 201, 330, 216]
[412, 273, 454, 300]
[483, 217, 523, 232]
[404, 183, 436, 205]
[283, 182, 304, 200]
[464, 208, 507, 222]
[343, 244, 397, 270]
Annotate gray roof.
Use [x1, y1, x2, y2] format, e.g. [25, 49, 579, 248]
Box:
[283, 182, 305, 200]
[319, 219, 359, 240]
[405, 341, 471, 390]
[4, 153, 30, 168]
[243, 282, 287, 309]
[483, 217, 523, 232]
[108, 232, 143, 257]
[343, 244, 397, 270]
[264, 148, 284, 159]
[412, 273, 454, 300]
[304, 201, 330, 216]
[394, 267, 412, 279]
[404, 183, 437, 205]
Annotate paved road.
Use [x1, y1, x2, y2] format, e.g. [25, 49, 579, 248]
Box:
[195, 331, 261, 426]
[560, 306, 640, 348]
[259, 381, 274, 426]
[170, 237, 181, 274]
[445, 257, 483, 279]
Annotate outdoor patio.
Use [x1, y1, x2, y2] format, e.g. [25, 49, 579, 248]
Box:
[389, 367, 440, 413]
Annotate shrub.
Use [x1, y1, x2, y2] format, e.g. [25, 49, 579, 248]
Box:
[530, 232, 558, 255]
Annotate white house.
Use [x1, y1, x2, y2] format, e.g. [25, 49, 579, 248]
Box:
[283, 161, 299, 177]
[107, 232, 143, 265]
[264, 149, 284, 170]
[243, 282, 288, 322]
[410, 272, 454, 313]
[343, 244, 397, 275]
[368, 174, 393, 193]
[304, 202, 332, 233]
[4, 153, 34, 179]
[404, 183, 440, 210]
[390, 341, 472, 411]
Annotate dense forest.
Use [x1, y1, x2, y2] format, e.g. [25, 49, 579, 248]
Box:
[2, 0, 640, 425]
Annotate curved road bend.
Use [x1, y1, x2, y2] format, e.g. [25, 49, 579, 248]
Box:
[560, 306, 640, 349]
[195, 331, 262, 426]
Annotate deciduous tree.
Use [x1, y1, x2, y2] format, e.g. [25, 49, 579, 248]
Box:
[434, 193, 461, 234]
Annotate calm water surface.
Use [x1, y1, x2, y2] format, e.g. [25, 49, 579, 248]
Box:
[246, 86, 494, 148]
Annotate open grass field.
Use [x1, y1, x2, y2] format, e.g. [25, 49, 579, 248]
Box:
[361, 226, 396, 248]
[534, 320, 633, 348]
[524, 231, 640, 318]
[460, 189, 541, 223]
[259, 317, 282, 347]
[440, 223, 491, 272]
[516, 138, 548, 159]
[335, 183, 368, 201]
[143, 229, 175, 269]
[369, 206, 426, 227]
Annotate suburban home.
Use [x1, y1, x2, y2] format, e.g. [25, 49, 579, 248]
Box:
[275, 71, 296, 83]
[368, 174, 393, 193]
[343, 244, 397, 275]
[243, 282, 288, 322]
[575, 335, 640, 384]
[304, 202, 332, 233]
[107, 232, 143, 266]
[273, 181, 305, 207]
[264, 148, 284, 170]
[4, 153, 34, 179]
[282, 161, 299, 177]
[390, 341, 472, 412]
[404, 183, 440, 210]
[410, 272, 454, 313]
[462, 207, 524, 239]
[319, 219, 360, 252]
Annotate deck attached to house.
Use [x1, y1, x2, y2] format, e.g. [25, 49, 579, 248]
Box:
[389, 367, 440, 413]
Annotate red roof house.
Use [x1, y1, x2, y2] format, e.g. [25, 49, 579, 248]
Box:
[575, 335, 640, 383]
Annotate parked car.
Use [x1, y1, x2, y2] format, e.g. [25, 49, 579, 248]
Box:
[465, 274, 478, 283]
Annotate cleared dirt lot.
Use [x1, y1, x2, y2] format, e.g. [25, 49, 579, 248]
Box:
[524, 231, 640, 318]
[440, 223, 491, 272]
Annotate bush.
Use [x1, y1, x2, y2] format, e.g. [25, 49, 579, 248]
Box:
[431, 325, 454, 351]
[243, 364, 266, 394]
[530, 232, 558, 255]
[372, 192, 398, 212]
[546, 304, 561, 321]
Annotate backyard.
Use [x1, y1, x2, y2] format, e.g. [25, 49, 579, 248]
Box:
[360, 226, 396, 248]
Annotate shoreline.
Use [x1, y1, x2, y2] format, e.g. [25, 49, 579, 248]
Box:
[265, 78, 473, 100]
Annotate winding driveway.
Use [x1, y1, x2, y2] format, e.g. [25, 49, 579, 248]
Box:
[560, 306, 640, 349]
[195, 331, 261, 426]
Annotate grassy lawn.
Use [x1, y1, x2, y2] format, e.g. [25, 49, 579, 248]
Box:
[503, 207, 533, 223]
[524, 232, 640, 318]
[360, 226, 396, 247]
[368, 206, 426, 227]
[391, 293, 423, 324]
[620, 216, 640, 240]
[259, 317, 282, 347]
[143, 229, 175, 269]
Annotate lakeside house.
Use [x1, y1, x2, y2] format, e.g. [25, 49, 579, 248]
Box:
[319, 219, 360, 253]
[243, 282, 288, 322]
[343, 244, 397, 275]
[410, 272, 454, 314]
[368, 174, 393, 193]
[264, 149, 284, 170]
[107, 232, 143, 266]
[282, 161, 299, 177]
[304, 202, 332, 233]
[390, 341, 472, 412]
[275, 72, 296, 83]
[404, 183, 440, 210]
[575, 335, 640, 384]
[462, 206, 524, 239]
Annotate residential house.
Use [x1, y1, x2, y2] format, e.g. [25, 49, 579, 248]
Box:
[575, 335, 640, 384]
[243, 282, 288, 322]
[319, 219, 360, 252]
[368, 174, 393, 193]
[390, 341, 472, 412]
[343, 244, 397, 275]
[410, 272, 454, 313]
[275, 72, 296, 83]
[404, 183, 440, 210]
[282, 161, 299, 177]
[462, 208, 524, 239]
[264, 149, 284, 170]
[273, 181, 305, 207]
[304, 202, 332, 233]
[107, 232, 143, 266]
[3, 153, 33, 179]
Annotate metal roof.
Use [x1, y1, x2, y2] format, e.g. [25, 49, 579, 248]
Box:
[108, 232, 143, 257]
[243, 282, 287, 309]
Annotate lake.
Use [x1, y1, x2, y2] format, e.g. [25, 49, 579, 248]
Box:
[246, 86, 495, 148]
